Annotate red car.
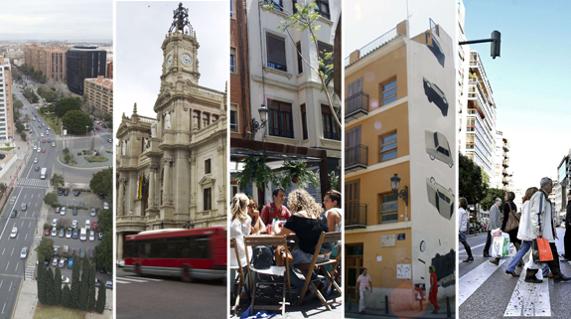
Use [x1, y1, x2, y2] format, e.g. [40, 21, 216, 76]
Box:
[91, 221, 98, 231]
[43, 228, 50, 236]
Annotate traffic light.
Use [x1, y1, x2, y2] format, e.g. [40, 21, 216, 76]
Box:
[491, 31, 501, 59]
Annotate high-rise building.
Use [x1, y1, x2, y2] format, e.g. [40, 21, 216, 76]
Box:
[23, 44, 67, 82]
[66, 45, 106, 95]
[230, 0, 251, 140]
[84, 76, 113, 115]
[0, 56, 15, 143]
[490, 130, 512, 189]
[345, 20, 455, 311]
[115, 9, 227, 260]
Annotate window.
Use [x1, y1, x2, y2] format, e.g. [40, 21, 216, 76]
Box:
[230, 0, 235, 17]
[380, 78, 397, 105]
[230, 105, 238, 132]
[316, 0, 330, 19]
[379, 131, 397, 162]
[205, 159, 211, 174]
[203, 188, 212, 211]
[265, 0, 283, 11]
[202, 113, 210, 127]
[317, 41, 333, 75]
[379, 192, 398, 223]
[300, 104, 308, 140]
[192, 111, 200, 129]
[268, 99, 294, 138]
[266, 33, 287, 71]
[292, 0, 298, 13]
[296, 41, 303, 74]
[346, 180, 360, 203]
[321, 104, 340, 140]
[230, 47, 237, 73]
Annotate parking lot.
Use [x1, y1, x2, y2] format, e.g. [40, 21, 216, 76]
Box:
[44, 190, 111, 285]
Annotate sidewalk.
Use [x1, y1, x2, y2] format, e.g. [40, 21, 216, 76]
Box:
[345, 298, 456, 319]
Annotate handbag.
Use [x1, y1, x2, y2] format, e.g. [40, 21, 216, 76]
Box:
[504, 205, 520, 232]
[275, 244, 293, 267]
[251, 246, 273, 269]
[532, 237, 553, 263]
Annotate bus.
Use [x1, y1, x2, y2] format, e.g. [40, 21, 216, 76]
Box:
[123, 227, 226, 281]
[40, 167, 47, 180]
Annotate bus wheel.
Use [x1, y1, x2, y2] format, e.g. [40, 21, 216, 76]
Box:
[135, 264, 142, 276]
[181, 265, 192, 282]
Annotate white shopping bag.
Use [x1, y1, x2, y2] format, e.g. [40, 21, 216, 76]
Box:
[491, 232, 510, 257]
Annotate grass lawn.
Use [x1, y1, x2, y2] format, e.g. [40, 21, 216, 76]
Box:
[85, 156, 108, 163]
[38, 112, 62, 135]
[0, 147, 14, 151]
[34, 305, 85, 319]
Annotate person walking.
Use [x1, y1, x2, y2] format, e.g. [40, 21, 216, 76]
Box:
[356, 268, 372, 313]
[484, 198, 503, 258]
[505, 187, 538, 277]
[527, 177, 571, 283]
[428, 266, 440, 314]
[564, 191, 571, 261]
[491, 191, 521, 265]
[458, 197, 474, 262]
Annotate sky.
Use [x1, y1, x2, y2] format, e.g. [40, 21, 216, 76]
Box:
[114, 0, 228, 130]
[464, 0, 571, 192]
[0, 0, 112, 41]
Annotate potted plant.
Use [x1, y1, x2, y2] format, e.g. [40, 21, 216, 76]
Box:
[235, 156, 275, 192]
[278, 160, 319, 190]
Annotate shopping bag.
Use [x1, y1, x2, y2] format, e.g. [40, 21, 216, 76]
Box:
[491, 228, 503, 237]
[491, 233, 510, 257]
[532, 237, 553, 263]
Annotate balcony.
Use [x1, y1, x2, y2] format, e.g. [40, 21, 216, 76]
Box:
[345, 92, 369, 120]
[345, 144, 368, 171]
[345, 201, 367, 229]
[502, 159, 509, 168]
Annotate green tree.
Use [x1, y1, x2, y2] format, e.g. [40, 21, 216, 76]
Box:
[71, 256, 81, 308]
[90, 168, 112, 199]
[37, 86, 59, 103]
[43, 192, 59, 207]
[95, 230, 112, 273]
[50, 174, 65, 188]
[459, 153, 488, 204]
[46, 267, 55, 305]
[54, 267, 62, 305]
[87, 262, 96, 311]
[37, 264, 47, 304]
[35, 238, 54, 264]
[95, 286, 106, 314]
[62, 110, 92, 135]
[54, 97, 82, 118]
[79, 258, 90, 310]
[62, 285, 72, 308]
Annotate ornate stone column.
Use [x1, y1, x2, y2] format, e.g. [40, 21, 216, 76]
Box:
[174, 149, 190, 222]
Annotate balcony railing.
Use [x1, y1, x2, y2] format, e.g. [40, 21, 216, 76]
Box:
[345, 92, 369, 120]
[345, 144, 368, 171]
[345, 201, 367, 229]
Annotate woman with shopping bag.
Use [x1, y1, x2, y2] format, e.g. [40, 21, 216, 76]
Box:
[505, 187, 538, 277]
[490, 191, 520, 265]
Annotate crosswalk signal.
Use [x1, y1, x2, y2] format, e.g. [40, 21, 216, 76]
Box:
[491, 31, 501, 59]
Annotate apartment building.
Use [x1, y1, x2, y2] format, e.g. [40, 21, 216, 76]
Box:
[23, 44, 67, 82]
[0, 56, 15, 143]
[84, 76, 113, 115]
[66, 45, 107, 95]
[345, 20, 455, 311]
[230, 0, 251, 140]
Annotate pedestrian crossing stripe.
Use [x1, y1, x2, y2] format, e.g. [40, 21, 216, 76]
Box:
[24, 265, 35, 280]
[459, 258, 506, 306]
[16, 179, 49, 188]
[504, 268, 551, 317]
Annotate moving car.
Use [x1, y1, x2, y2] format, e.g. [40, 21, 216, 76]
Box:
[20, 247, 28, 259]
[10, 210, 17, 218]
[103, 202, 109, 210]
[425, 130, 454, 168]
[426, 177, 454, 220]
[10, 226, 17, 238]
[33, 158, 38, 164]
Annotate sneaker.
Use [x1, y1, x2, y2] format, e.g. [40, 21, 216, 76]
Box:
[505, 270, 520, 277]
[524, 277, 543, 284]
[554, 275, 571, 283]
[489, 258, 500, 265]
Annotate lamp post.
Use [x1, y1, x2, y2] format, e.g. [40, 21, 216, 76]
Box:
[251, 104, 269, 137]
[391, 173, 409, 221]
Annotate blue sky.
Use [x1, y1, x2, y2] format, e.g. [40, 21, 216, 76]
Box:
[464, 0, 571, 193]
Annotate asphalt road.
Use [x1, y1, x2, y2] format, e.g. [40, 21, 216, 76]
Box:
[459, 229, 571, 318]
[116, 268, 226, 319]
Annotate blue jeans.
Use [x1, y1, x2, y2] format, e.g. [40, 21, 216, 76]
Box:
[506, 240, 531, 272]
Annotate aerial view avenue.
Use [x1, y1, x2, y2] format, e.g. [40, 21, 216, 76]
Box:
[0, 0, 113, 318]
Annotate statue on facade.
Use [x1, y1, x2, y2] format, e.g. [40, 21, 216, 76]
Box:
[164, 111, 172, 129]
[168, 3, 190, 34]
[121, 140, 127, 156]
[151, 121, 157, 138]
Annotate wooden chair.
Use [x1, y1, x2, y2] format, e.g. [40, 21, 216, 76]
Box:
[297, 231, 341, 310]
[243, 235, 291, 317]
[230, 238, 245, 315]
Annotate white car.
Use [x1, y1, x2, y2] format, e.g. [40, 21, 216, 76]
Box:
[60, 207, 66, 216]
[20, 247, 28, 259]
[89, 231, 95, 241]
[51, 218, 58, 228]
[51, 227, 57, 237]
[10, 226, 17, 238]
[33, 158, 38, 164]
[103, 202, 109, 210]
[72, 219, 78, 229]
[40, 133, 44, 137]
[32, 145, 37, 150]
[80, 227, 87, 241]
[85, 219, 91, 228]
[61, 276, 70, 284]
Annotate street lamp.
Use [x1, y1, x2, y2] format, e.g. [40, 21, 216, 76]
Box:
[251, 104, 269, 136]
[390, 173, 409, 206]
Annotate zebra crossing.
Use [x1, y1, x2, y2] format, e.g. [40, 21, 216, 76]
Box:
[24, 264, 35, 280]
[116, 275, 164, 285]
[16, 178, 49, 189]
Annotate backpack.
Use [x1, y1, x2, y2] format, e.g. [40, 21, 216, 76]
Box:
[251, 246, 273, 269]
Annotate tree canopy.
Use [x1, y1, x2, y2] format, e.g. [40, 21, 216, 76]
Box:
[90, 168, 112, 199]
[62, 110, 92, 135]
[55, 97, 82, 118]
[459, 153, 488, 204]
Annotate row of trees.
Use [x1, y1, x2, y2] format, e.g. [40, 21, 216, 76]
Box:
[12, 95, 27, 141]
[22, 87, 39, 104]
[37, 252, 106, 313]
[91, 168, 113, 273]
[37, 86, 61, 103]
[459, 153, 505, 211]
[18, 64, 47, 83]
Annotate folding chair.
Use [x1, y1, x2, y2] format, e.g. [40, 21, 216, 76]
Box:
[298, 231, 341, 310]
[244, 235, 291, 317]
[230, 238, 245, 315]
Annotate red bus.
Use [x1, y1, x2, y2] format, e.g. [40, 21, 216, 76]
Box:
[123, 227, 226, 281]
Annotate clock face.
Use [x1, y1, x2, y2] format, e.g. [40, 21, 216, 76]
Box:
[181, 53, 192, 66]
[420, 240, 426, 252]
[166, 53, 173, 66]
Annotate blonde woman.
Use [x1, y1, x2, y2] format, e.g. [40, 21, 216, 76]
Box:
[278, 189, 327, 267]
[248, 198, 266, 235]
[230, 193, 251, 301]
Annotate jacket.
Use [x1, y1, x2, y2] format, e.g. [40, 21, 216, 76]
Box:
[489, 204, 502, 230]
[566, 200, 571, 228]
[529, 190, 556, 243]
[458, 207, 469, 232]
[517, 201, 534, 241]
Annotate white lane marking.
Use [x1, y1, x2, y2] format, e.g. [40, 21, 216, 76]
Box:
[459, 258, 506, 305]
[4, 261, 9, 271]
[15, 262, 19, 272]
[1, 248, 5, 255]
[459, 242, 486, 254]
[0, 187, 24, 240]
[117, 277, 149, 283]
[8, 280, 12, 292]
[504, 268, 551, 317]
[125, 276, 162, 282]
[115, 279, 132, 284]
[11, 247, 14, 256]
[1, 302, 5, 314]
[25, 233, 28, 240]
[0, 280, 3, 289]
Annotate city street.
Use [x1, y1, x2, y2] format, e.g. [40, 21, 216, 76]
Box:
[116, 268, 226, 319]
[459, 229, 571, 318]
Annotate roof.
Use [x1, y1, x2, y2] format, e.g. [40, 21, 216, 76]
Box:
[85, 76, 113, 90]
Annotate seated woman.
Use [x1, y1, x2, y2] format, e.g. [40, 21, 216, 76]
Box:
[230, 193, 251, 300]
[277, 189, 327, 270]
[248, 198, 266, 235]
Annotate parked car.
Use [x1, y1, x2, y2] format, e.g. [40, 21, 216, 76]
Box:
[103, 202, 109, 210]
[20, 203, 27, 211]
[10, 226, 17, 239]
[85, 220, 91, 228]
[33, 158, 38, 164]
[105, 281, 113, 289]
[58, 228, 65, 238]
[72, 219, 78, 229]
[51, 227, 57, 237]
[63, 189, 69, 196]
[61, 276, 70, 284]
[98, 232, 103, 240]
[55, 206, 61, 214]
[72, 208, 78, 216]
[80, 228, 87, 241]
[51, 218, 57, 228]
[90, 208, 97, 217]
[73, 189, 81, 196]
[60, 206, 66, 216]
[57, 188, 65, 196]
[89, 231, 95, 241]
[67, 257, 74, 269]
[72, 229, 79, 239]
[58, 257, 66, 268]
[51, 257, 58, 267]
[10, 210, 17, 218]
[65, 228, 72, 239]
[91, 221, 98, 231]
[20, 247, 28, 259]
[43, 228, 50, 236]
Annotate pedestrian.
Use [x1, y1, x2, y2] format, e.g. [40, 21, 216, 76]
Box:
[428, 266, 439, 314]
[483, 198, 503, 258]
[491, 191, 521, 265]
[260, 187, 291, 228]
[356, 268, 372, 313]
[505, 187, 538, 277]
[527, 177, 571, 283]
[564, 190, 571, 261]
[458, 197, 474, 262]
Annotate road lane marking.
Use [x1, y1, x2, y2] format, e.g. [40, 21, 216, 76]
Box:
[1, 248, 4, 255]
[0, 280, 3, 289]
[25, 233, 28, 240]
[124, 276, 163, 282]
[1, 302, 5, 314]
[8, 280, 12, 292]
[15, 262, 19, 272]
[459, 258, 506, 306]
[0, 187, 24, 240]
[5, 261, 9, 271]
[504, 268, 551, 317]
[117, 277, 149, 283]
[11, 248, 14, 256]
[115, 279, 132, 284]
[459, 242, 486, 254]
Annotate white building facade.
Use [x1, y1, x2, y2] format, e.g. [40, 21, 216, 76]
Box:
[0, 57, 15, 143]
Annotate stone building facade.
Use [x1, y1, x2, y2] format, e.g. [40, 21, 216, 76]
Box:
[115, 15, 227, 260]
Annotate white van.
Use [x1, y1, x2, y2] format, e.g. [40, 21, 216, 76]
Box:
[80, 227, 87, 241]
